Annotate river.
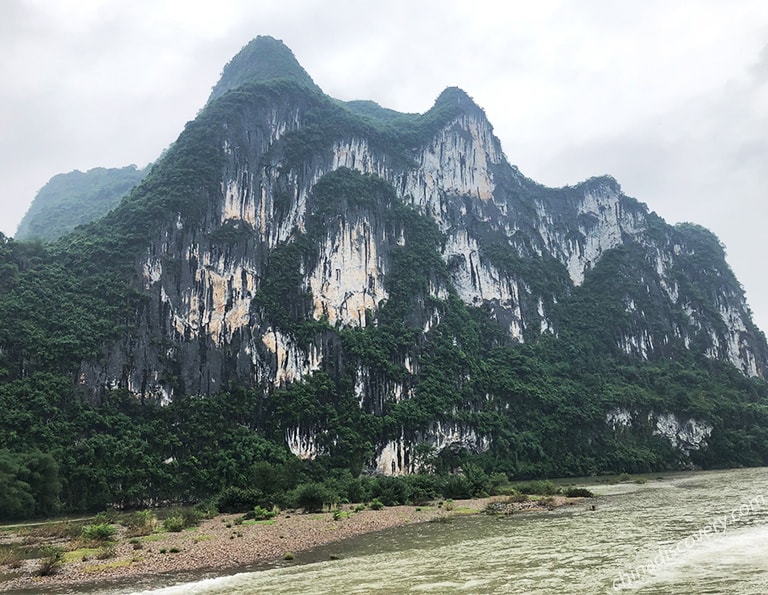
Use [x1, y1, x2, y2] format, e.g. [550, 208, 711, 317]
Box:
[117, 467, 768, 594]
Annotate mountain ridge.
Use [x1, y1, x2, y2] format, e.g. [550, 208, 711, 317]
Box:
[1, 37, 767, 514]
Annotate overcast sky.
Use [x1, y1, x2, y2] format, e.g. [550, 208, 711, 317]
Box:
[1, 0, 767, 331]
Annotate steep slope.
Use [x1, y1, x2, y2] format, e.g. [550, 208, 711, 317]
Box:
[15, 165, 148, 241]
[82, 73, 765, 397]
[208, 35, 320, 103]
[1, 37, 767, 498]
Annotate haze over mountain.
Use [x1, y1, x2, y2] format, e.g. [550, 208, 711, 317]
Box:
[15, 165, 149, 242]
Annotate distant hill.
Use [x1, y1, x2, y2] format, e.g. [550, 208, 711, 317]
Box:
[15, 164, 148, 241]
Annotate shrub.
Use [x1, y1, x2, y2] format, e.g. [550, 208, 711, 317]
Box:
[179, 508, 202, 528]
[368, 498, 384, 511]
[123, 510, 157, 537]
[194, 500, 219, 518]
[332, 508, 350, 521]
[216, 487, 269, 513]
[462, 463, 491, 497]
[162, 507, 201, 532]
[442, 475, 473, 500]
[294, 483, 331, 513]
[37, 546, 63, 576]
[538, 496, 556, 509]
[251, 505, 276, 521]
[488, 472, 509, 494]
[515, 480, 558, 496]
[94, 511, 117, 524]
[163, 516, 185, 532]
[371, 476, 410, 506]
[283, 551, 295, 560]
[344, 477, 371, 504]
[95, 545, 117, 560]
[564, 487, 594, 498]
[494, 485, 521, 496]
[81, 523, 116, 543]
[404, 475, 439, 504]
[0, 546, 21, 567]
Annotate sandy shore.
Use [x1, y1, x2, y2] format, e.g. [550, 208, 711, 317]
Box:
[0, 496, 574, 593]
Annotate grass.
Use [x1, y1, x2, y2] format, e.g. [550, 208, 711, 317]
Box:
[139, 533, 168, 542]
[63, 548, 99, 563]
[242, 519, 276, 526]
[0, 545, 24, 567]
[193, 534, 212, 542]
[82, 560, 132, 573]
[450, 507, 479, 515]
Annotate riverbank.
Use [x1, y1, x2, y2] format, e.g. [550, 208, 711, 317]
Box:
[0, 496, 576, 593]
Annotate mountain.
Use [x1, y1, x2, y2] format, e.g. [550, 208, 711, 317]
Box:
[1, 36, 768, 512]
[208, 35, 321, 102]
[15, 165, 149, 242]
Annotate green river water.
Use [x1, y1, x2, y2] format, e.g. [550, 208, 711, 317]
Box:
[110, 467, 767, 594]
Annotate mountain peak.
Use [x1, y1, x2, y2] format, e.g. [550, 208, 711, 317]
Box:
[576, 175, 622, 194]
[433, 86, 481, 111]
[208, 36, 319, 103]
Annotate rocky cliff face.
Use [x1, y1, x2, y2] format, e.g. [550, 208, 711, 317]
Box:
[77, 37, 768, 474]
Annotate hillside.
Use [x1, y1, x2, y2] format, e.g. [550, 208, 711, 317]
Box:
[15, 165, 148, 242]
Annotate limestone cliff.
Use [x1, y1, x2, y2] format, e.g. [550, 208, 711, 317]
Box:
[73, 37, 768, 473]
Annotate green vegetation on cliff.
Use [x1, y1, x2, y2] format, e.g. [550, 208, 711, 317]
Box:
[1, 42, 767, 521]
[4, 168, 768, 518]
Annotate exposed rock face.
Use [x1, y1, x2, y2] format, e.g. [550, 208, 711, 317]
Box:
[77, 38, 767, 472]
[651, 412, 713, 453]
[607, 408, 713, 456]
[374, 423, 492, 475]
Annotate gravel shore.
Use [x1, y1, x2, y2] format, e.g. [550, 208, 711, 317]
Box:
[0, 496, 572, 593]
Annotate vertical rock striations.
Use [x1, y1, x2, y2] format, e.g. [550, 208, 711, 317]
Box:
[74, 37, 768, 471]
